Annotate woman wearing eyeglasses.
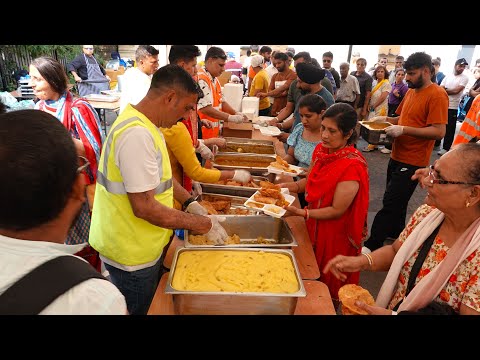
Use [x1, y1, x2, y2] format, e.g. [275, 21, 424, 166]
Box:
[67, 45, 111, 96]
[30, 56, 103, 245]
[324, 143, 480, 315]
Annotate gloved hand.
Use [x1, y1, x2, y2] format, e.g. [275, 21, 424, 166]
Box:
[232, 169, 252, 184]
[228, 114, 244, 123]
[235, 112, 249, 122]
[205, 215, 228, 245]
[195, 139, 214, 160]
[191, 181, 203, 198]
[369, 116, 387, 123]
[185, 200, 208, 215]
[385, 125, 404, 138]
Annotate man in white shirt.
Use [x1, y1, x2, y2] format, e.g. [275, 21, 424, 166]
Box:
[335, 62, 361, 108]
[119, 45, 159, 113]
[438, 58, 470, 155]
[0, 109, 127, 315]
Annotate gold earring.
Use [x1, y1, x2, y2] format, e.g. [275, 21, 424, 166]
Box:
[466, 201, 471, 208]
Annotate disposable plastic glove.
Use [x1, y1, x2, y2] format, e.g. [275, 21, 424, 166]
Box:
[235, 112, 248, 122]
[185, 201, 208, 215]
[227, 114, 244, 123]
[369, 116, 388, 123]
[195, 139, 214, 160]
[385, 125, 404, 138]
[191, 181, 203, 198]
[232, 169, 252, 184]
[205, 215, 228, 245]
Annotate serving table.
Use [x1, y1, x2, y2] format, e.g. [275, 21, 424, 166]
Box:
[149, 128, 334, 315]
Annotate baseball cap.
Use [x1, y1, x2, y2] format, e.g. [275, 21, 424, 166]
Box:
[250, 54, 264, 68]
[455, 58, 468, 66]
[226, 51, 235, 59]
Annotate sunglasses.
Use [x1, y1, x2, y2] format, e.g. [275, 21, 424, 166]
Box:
[323, 59, 332, 63]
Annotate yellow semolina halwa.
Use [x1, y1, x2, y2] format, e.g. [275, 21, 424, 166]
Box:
[172, 250, 299, 293]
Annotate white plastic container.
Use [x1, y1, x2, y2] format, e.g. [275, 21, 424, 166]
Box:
[223, 83, 244, 112]
[242, 97, 259, 118]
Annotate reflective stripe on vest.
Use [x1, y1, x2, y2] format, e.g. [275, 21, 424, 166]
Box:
[96, 116, 172, 194]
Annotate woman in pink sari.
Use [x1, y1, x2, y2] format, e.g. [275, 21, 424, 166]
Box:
[30, 56, 103, 245]
[279, 103, 370, 305]
[325, 143, 480, 315]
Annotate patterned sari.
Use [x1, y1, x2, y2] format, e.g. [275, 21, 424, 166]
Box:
[305, 144, 370, 301]
[368, 79, 391, 119]
[36, 91, 103, 244]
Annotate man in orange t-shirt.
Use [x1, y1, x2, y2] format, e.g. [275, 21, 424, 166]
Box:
[363, 52, 448, 252]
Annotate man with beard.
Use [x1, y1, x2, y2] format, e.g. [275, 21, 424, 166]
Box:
[362, 52, 448, 253]
[256, 52, 297, 117]
[0, 110, 127, 314]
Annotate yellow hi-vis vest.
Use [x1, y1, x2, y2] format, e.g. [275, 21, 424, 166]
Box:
[89, 114, 173, 266]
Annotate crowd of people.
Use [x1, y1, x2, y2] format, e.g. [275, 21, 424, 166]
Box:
[1, 44, 480, 315]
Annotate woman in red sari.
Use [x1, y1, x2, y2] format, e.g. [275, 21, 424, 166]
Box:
[280, 103, 370, 305]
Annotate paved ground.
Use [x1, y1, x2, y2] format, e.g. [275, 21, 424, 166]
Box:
[103, 111, 461, 299]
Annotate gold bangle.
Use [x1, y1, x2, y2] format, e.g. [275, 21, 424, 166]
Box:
[361, 252, 373, 269]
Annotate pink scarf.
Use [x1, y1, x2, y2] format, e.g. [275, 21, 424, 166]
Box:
[376, 208, 480, 312]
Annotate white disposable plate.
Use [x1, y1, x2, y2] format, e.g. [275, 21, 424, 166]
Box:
[259, 126, 281, 136]
[84, 94, 120, 102]
[262, 205, 286, 218]
[243, 191, 295, 218]
[267, 164, 304, 176]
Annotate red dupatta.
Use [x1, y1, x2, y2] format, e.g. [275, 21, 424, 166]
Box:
[305, 143, 369, 247]
[66, 93, 102, 184]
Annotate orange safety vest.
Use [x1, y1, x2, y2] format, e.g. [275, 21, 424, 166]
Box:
[453, 95, 480, 146]
[197, 68, 222, 139]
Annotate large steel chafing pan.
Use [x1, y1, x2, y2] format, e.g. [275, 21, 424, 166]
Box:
[212, 153, 276, 175]
[220, 137, 277, 155]
[199, 193, 262, 216]
[199, 175, 275, 197]
[184, 215, 297, 248]
[165, 247, 306, 315]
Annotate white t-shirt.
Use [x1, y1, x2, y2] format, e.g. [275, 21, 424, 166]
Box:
[440, 72, 469, 109]
[0, 234, 127, 315]
[113, 126, 164, 193]
[119, 67, 153, 113]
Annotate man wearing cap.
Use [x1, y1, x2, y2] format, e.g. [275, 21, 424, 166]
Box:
[249, 54, 271, 116]
[247, 46, 272, 93]
[437, 58, 470, 155]
[268, 62, 335, 142]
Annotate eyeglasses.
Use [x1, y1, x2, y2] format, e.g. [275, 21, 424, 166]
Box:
[427, 165, 480, 186]
[83, 47, 93, 50]
[77, 156, 90, 174]
[323, 59, 332, 63]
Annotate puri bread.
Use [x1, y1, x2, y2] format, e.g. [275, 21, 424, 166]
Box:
[338, 284, 375, 315]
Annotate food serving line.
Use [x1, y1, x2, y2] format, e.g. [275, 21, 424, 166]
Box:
[147, 127, 336, 315]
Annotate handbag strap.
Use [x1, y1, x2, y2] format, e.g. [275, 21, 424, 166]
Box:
[393, 223, 442, 311]
[0, 255, 106, 315]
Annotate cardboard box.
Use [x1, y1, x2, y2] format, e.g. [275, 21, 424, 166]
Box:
[221, 122, 253, 139]
[105, 66, 125, 82]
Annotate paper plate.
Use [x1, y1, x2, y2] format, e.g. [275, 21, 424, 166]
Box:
[267, 164, 304, 176]
[259, 126, 281, 136]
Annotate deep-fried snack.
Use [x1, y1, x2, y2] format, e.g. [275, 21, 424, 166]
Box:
[259, 180, 280, 190]
[209, 200, 231, 212]
[254, 194, 277, 204]
[276, 155, 289, 168]
[269, 160, 296, 173]
[199, 200, 218, 215]
[338, 284, 375, 315]
[246, 201, 264, 209]
[259, 188, 283, 199]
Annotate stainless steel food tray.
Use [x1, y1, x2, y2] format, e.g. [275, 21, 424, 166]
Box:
[184, 215, 297, 247]
[199, 175, 276, 197]
[360, 121, 393, 145]
[219, 137, 276, 155]
[199, 193, 262, 216]
[165, 247, 306, 315]
[212, 153, 276, 176]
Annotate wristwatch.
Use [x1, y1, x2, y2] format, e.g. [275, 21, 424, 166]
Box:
[182, 196, 196, 210]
